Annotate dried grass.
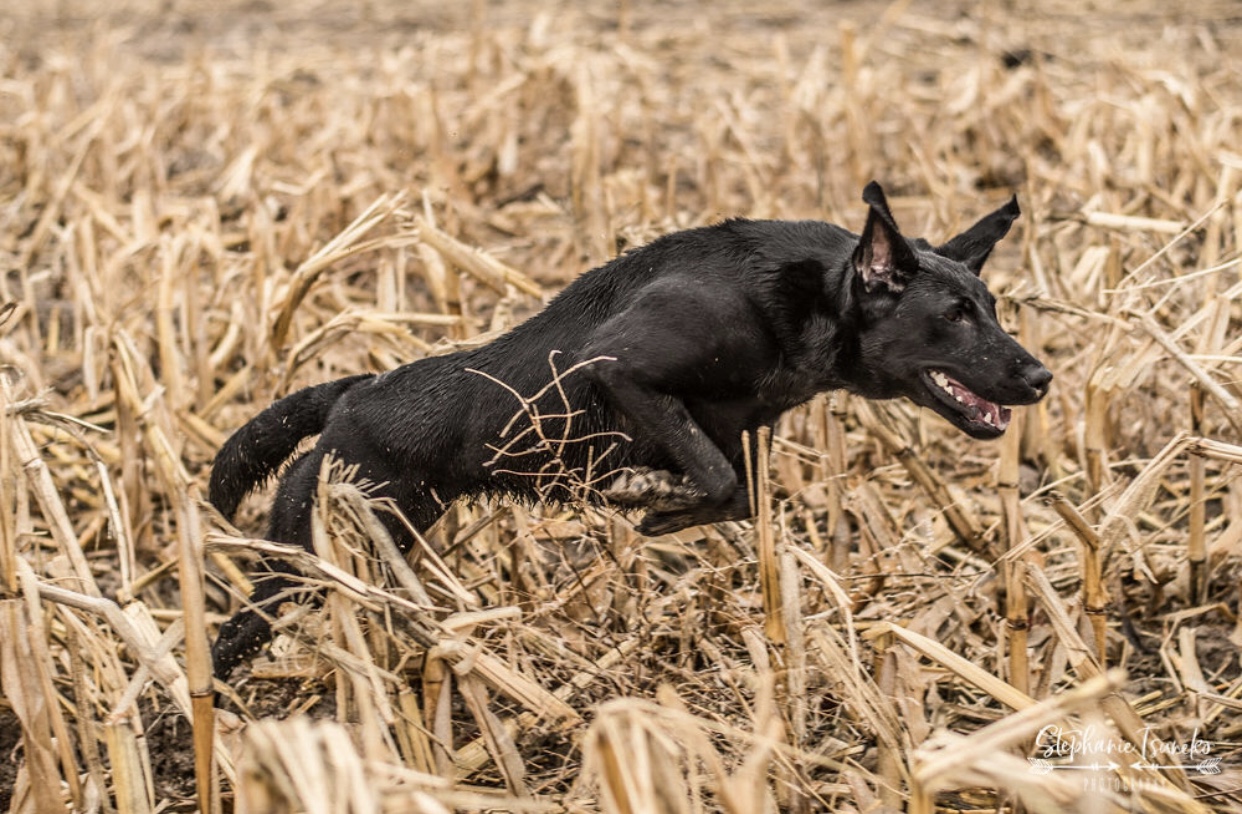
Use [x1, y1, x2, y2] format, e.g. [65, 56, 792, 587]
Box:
[2, 0, 1242, 811]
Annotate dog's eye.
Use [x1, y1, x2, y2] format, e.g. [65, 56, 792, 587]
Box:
[945, 305, 968, 323]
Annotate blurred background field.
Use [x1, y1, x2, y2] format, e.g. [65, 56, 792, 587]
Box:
[2, 0, 1242, 811]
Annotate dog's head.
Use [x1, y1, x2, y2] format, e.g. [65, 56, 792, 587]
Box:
[848, 181, 1051, 439]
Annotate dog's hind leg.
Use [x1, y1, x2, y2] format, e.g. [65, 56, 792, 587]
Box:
[212, 443, 443, 679]
[211, 559, 302, 679]
[212, 449, 324, 679]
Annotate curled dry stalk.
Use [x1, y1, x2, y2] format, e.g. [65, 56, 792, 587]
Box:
[472, 351, 635, 508]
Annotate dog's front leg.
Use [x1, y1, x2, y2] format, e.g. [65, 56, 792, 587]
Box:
[581, 286, 773, 533]
[632, 421, 768, 534]
[584, 362, 739, 508]
[636, 485, 752, 535]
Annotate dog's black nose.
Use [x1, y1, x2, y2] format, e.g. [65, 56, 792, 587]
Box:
[1020, 362, 1052, 395]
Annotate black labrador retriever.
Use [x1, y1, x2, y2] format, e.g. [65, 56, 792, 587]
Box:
[209, 181, 1051, 677]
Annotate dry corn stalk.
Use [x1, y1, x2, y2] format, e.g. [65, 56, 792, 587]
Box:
[3, 2, 1242, 812]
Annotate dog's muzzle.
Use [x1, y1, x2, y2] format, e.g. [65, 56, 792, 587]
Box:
[1018, 361, 1053, 401]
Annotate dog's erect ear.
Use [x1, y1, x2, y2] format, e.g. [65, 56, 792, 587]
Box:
[936, 195, 1021, 275]
[853, 181, 918, 293]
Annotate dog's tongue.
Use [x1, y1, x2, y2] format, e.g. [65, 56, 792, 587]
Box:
[934, 371, 1012, 431]
[978, 398, 1012, 431]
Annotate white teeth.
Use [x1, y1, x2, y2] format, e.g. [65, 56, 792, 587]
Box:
[931, 370, 1009, 431]
[932, 371, 965, 403]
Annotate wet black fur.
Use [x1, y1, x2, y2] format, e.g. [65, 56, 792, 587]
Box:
[209, 182, 1051, 678]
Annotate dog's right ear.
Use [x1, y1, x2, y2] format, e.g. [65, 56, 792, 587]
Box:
[853, 181, 918, 293]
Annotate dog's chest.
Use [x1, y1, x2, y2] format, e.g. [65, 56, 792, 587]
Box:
[756, 365, 822, 413]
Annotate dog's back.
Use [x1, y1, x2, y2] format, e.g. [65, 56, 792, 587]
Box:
[209, 219, 854, 523]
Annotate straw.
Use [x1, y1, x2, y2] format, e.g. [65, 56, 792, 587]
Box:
[4, 1, 1242, 811]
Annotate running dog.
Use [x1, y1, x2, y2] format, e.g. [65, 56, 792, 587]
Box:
[208, 181, 1051, 677]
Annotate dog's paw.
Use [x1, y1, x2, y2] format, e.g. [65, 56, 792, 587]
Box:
[636, 508, 699, 537]
[636, 485, 755, 536]
[603, 468, 706, 512]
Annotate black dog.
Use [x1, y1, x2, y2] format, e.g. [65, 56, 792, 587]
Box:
[208, 182, 1051, 678]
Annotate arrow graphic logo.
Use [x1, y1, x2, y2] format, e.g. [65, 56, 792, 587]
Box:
[1030, 756, 1224, 775]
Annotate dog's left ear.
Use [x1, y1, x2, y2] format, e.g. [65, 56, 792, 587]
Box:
[853, 181, 918, 293]
[936, 195, 1021, 275]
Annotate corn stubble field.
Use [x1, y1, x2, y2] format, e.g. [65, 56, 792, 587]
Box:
[3, 0, 1242, 811]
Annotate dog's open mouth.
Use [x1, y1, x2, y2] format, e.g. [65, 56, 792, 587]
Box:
[926, 369, 1012, 436]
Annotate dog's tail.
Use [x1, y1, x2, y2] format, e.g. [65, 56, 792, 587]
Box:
[208, 373, 374, 519]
